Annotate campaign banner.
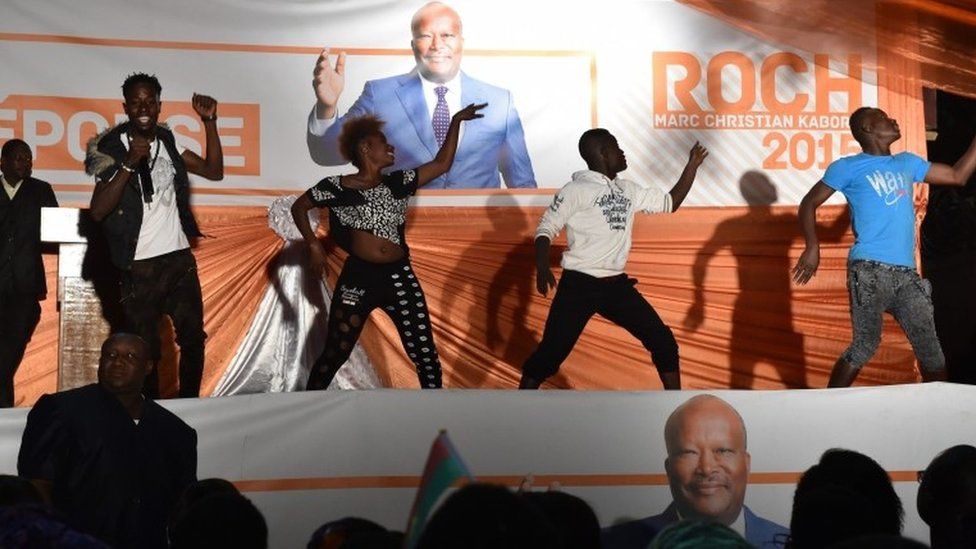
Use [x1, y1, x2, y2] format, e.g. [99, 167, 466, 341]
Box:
[0, 0, 877, 206]
[0, 385, 959, 547]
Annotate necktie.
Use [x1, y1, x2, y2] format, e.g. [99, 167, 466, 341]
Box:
[432, 86, 450, 147]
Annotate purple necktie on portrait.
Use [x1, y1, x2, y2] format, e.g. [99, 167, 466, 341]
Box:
[432, 86, 450, 147]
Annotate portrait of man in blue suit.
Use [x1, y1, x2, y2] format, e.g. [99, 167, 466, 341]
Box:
[602, 395, 789, 548]
[306, 1, 536, 189]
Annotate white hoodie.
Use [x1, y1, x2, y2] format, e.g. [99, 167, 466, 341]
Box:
[536, 170, 672, 277]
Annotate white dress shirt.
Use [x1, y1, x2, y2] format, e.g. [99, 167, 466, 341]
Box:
[1, 175, 22, 199]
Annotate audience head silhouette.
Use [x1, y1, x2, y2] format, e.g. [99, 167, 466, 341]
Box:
[788, 448, 903, 548]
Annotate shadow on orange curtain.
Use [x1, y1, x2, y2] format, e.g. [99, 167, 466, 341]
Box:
[14, 201, 924, 406]
[338, 204, 919, 391]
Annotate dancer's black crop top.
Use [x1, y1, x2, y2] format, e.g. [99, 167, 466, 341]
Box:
[305, 169, 418, 254]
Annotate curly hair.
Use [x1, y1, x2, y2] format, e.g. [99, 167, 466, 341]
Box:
[122, 72, 162, 100]
[338, 115, 386, 168]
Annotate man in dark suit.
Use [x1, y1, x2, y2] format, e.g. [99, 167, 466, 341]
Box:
[18, 333, 198, 549]
[307, 1, 536, 189]
[0, 138, 57, 407]
[602, 395, 788, 548]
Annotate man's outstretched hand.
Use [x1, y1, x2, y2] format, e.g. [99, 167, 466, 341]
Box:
[792, 246, 820, 285]
[313, 47, 346, 119]
[536, 266, 556, 297]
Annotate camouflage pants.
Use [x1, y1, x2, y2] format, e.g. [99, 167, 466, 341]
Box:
[122, 248, 206, 398]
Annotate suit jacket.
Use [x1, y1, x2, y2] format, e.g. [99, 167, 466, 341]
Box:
[601, 503, 790, 549]
[18, 384, 198, 549]
[0, 176, 57, 297]
[307, 71, 536, 189]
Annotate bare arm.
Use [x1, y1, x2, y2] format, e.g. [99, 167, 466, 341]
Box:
[535, 236, 556, 297]
[290, 194, 329, 276]
[669, 142, 709, 211]
[925, 134, 976, 186]
[180, 94, 223, 181]
[415, 103, 487, 187]
[792, 181, 836, 284]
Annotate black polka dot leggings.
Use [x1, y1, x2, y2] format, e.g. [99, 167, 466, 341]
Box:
[306, 255, 443, 390]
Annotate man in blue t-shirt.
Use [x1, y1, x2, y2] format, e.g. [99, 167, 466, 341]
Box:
[793, 107, 976, 387]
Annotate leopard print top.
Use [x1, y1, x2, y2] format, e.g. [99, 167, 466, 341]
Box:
[306, 169, 418, 252]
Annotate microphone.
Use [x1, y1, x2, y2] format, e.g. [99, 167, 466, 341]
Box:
[138, 155, 155, 204]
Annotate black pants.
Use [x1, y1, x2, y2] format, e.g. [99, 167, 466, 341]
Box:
[522, 270, 679, 381]
[121, 248, 206, 398]
[0, 293, 40, 407]
[307, 255, 442, 390]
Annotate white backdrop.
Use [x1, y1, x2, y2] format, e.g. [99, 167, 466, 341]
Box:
[0, 383, 970, 547]
[1, 0, 875, 206]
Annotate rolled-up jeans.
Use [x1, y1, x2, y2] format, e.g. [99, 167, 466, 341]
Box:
[841, 259, 945, 374]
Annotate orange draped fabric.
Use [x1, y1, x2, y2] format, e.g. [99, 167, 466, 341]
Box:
[678, 0, 976, 102]
[348, 205, 920, 390]
[182, 207, 283, 397]
[14, 203, 923, 405]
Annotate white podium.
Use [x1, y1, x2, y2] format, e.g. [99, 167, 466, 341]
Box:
[40, 207, 114, 391]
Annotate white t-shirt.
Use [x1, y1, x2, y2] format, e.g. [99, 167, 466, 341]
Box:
[536, 169, 672, 277]
[121, 132, 191, 260]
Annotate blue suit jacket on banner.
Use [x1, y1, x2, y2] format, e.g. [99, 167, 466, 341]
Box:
[601, 503, 790, 549]
[307, 71, 536, 189]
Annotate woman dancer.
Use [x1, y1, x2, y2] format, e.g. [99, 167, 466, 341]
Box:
[292, 103, 485, 389]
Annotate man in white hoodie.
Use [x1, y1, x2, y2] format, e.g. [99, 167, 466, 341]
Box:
[519, 129, 707, 390]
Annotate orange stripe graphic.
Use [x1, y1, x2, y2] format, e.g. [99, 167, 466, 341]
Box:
[52, 183, 303, 197]
[52, 184, 556, 198]
[417, 189, 556, 196]
[232, 471, 919, 493]
[590, 56, 599, 128]
[0, 32, 590, 58]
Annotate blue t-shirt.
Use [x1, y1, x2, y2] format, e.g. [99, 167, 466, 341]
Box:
[822, 152, 930, 267]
